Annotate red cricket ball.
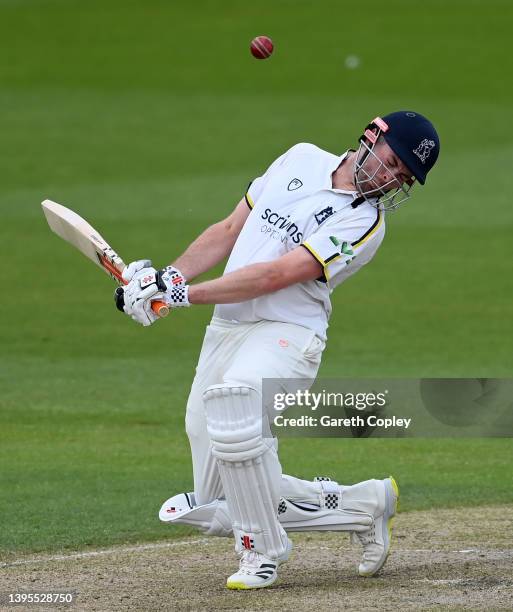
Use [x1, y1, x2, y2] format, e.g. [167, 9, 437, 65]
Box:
[250, 36, 274, 60]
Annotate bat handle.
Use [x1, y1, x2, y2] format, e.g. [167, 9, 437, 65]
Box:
[151, 300, 169, 318]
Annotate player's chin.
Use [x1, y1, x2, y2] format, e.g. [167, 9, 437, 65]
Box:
[359, 182, 387, 198]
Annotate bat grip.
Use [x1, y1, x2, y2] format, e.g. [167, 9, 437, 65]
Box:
[151, 300, 169, 318]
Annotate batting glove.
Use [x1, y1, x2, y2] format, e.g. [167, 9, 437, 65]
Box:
[113, 258, 156, 318]
[156, 266, 190, 307]
[122, 259, 153, 284]
[115, 260, 161, 326]
[114, 262, 189, 327]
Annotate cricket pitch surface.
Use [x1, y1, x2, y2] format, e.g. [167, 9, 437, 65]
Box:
[2, 506, 512, 611]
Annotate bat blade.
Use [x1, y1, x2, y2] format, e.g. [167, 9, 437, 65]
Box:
[42, 199, 125, 281]
[41, 199, 169, 318]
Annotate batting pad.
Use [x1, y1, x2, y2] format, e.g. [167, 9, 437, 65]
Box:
[203, 384, 289, 560]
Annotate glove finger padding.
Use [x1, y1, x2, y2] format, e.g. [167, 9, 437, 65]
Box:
[139, 291, 166, 326]
[123, 267, 157, 306]
[122, 259, 153, 283]
[131, 285, 165, 326]
[132, 302, 157, 326]
[124, 278, 160, 318]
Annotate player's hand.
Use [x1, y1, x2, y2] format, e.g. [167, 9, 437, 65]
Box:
[115, 262, 189, 327]
[115, 260, 161, 326]
[114, 260, 156, 316]
[156, 265, 190, 309]
[132, 265, 190, 326]
[113, 258, 156, 320]
[122, 259, 153, 283]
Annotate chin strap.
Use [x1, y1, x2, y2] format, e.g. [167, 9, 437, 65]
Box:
[351, 195, 366, 209]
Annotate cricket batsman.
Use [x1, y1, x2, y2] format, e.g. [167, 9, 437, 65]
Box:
[115, 111, 440, 589]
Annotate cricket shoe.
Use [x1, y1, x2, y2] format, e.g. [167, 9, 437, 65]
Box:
[352, 476, 399, 576]
[226, 538, 293, 590]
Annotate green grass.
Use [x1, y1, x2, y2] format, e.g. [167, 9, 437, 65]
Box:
[1, 357, 511, 553]
[1, 0, 512, 554]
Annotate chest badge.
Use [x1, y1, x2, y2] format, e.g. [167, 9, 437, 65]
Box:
[314, 206, 334, 225]
[287, 178, 303, 191]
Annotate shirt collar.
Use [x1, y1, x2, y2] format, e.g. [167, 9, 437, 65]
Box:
[326, 150, 358, 195]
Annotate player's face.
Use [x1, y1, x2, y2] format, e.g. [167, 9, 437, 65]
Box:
[357, 140, 414, 196]
[354, 133, 416, 211]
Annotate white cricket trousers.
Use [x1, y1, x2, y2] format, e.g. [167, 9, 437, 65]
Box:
[185, 316, 326, 506]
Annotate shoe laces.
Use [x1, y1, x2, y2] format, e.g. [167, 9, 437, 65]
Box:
[239, 549, 265, 569]
[351, 523, 377, 547]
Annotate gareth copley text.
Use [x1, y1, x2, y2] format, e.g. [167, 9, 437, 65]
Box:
[273, 414, 412, 430]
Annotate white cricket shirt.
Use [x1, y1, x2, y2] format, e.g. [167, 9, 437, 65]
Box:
[214, 143, 386, 340]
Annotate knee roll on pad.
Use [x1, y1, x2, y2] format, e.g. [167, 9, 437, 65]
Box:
[203, 385, 270, 461]
[203, 384, 288, 560]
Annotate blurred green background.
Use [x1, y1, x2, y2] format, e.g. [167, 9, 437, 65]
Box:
[1, 0, 512, 554]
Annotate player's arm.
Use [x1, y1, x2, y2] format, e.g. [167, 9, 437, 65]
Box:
[169, 198, 250, 281]
[188, 246, 322, 304]
[169, 145, 300, 280]
[115, 198, 251, 325]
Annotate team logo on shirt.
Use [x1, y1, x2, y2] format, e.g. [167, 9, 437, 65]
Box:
[287, 178, 303, 191]
[314, 206, 334, 225]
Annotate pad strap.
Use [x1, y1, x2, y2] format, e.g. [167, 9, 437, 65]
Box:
[320, 479, 342, 510]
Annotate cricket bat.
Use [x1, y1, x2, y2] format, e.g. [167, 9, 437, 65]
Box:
[41, 199, 169, 318]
